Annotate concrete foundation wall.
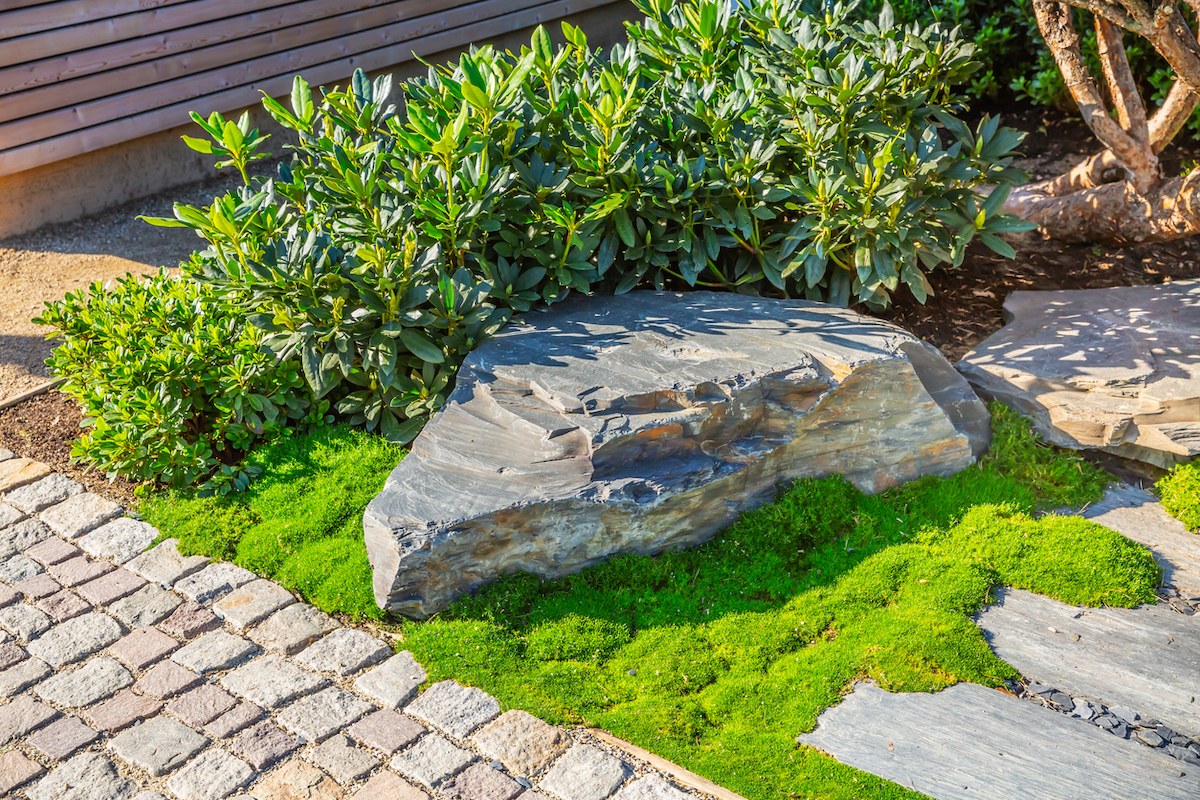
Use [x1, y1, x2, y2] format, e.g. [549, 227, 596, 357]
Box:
[0, 2, 634, 239]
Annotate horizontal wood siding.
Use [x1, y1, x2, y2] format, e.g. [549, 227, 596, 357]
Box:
[0, 0, 623, 177]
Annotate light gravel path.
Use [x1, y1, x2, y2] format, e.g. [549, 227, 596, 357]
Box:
[0, 450, 720, 800]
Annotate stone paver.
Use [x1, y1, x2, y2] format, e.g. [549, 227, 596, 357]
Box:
[213, 579, 294, 631]
[175, 562, 256, 605]
[442, 762, 524, 800]
[173, 630, 258, 674]
[77, 567, 147, 605]
[126, 538, 209, 588]
[248, 603, 338, 656]
[278, 686, 373, 743]
[109, 714, 208, 776]
[168, 683, 239, 727]
[612, 776, 692, 800]
[0, 640, 25, 669]
[4, 473, 84, 513]
[25, 751, 138, 800]
[27, 715, 101, 760]
[205, 702, 264, 739]
[250, 759, 342, 799]
[0, 750, 46, 794]
[232, 721, 300, 770]
[350, 771, 430, 800]
[538, 744, 632, 800]
[0, 553, 43, 582]
[0, 501, 24, 527]
[161, 600, 222, 638]
[40, 492, 123, 538]
[0, 518, 51, 559]
[36, 655, 133, 707]
[0, 457, 51, 494]
[221, 654, 326, 708]
[0, 694, 59, 744]
[0, 655, 51, 696]
[0, 602, 53, 641]
[166, 749, 255, 800]
[15, 571, 61, 600]
[354, 651, 426, 709]
[110, 583, 182, 628]
[49, 554, 114, 586]
[0, 581, 18, 607]
[79, 517, 159, 564]
[407, 680, 501, 739]
[134, 659, 202, 699]
[473, 711, 569, 779]
[391, 732, 476, 788]
[26, 535, 81, 566]
[294, 628, 389, 677]
[109, 626, 179, 670]
[86, 689, 164, 732]
[26, 610, 123, 667]
[311, 733, 380, 784]
[349, 709, 425, 755]
[37, 589, 91, 622]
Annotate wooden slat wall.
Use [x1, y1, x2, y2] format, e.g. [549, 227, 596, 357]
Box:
[0, 0, 622, 177]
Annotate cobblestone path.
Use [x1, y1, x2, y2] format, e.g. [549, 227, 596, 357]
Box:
[0, 451, 717, 800]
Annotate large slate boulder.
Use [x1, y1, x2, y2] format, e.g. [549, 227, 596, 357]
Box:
[958, 280, 1200, 469]
[364, 291, 990, 618]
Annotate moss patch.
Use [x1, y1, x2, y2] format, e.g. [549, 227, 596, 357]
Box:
[397, 405, 1158, 800]
[140, 425, 404, 620]
[1158, 461, 1200, 532]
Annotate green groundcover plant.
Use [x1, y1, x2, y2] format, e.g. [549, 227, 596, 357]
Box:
[151, 0, 1030, 447]
[390, 404, 1158, 800]
[34, 271, 327, 491]
[1157, 462, 1200, 532]
[141, 424, 404, 619]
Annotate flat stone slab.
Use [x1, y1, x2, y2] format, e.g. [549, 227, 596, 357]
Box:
[165, 748, 253, 800]
[172, 630, 258, 674]
[109, 715, 208, 776]
[407, 680, 500, 739]
[25, 751, 138, 800]
[247, 603, 337, 656]
[798, 681, 1200, 800]
[537, 743, 632, 800]
[0, 457, 51, 493]
[220, 654, 326, 708]
[0, 517, 52, 559]
[175, 562, 256, 605]
[78, 517, 158, 564]
[976, 586, 1200, 738]
[958, 280, 1200, 468]
[294, 627, 389, 676]
[4, 473, 84, 513]
[277, 686, 373, 743]
[473, 710, 570, 778]
[354, 650, 427, 708]
[125, 538, 208, 588]
[212, 579, 293, 630]
[365, 291, 989, 617]
[26, 611, 123, 667]
[391, 732, 476, 788]
[35, 656, 132, 707]
[40, 493, 122, 539]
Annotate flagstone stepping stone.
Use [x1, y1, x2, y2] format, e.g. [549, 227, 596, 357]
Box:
[798, 682, 1200, 800]
[958, 280, 1200, 468]
[365, 291, 991, 618]
[24, 751, 138, 800]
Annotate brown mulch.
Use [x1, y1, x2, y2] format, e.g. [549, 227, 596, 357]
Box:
[0, 391, 142, 508]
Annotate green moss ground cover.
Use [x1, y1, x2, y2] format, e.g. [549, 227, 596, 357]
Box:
[397, 405, 1160, 800]
[140, 425, 404, 619]
[1158, 462, 1200, 532]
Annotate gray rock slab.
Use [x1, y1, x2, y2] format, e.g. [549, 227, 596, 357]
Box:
[109, 715, 208, 776]
[538, 743, 632, 800]
[247, 603, 337, 656]
[0, 517, 51, 559]
[211, 578, 293, 630]
[172, 630, 258, 674]
[0, 602, 51, 642]
[125, 538, 208, 587]
[166, 749, 254, 800]
[276, 686, 373, 743]
[35, 656, 132, 708]
[612, 776, 692, 800]
[4, 474, 84, 514]
[364, 291, 989, 617]
[0, 656, 50, 696]
[391, 731, 476, 788]
[977, 586, 1200, 738]
[0, 502, 24, 528]
[108, 583, 183, 628]
[26, 611, 123, 667]
[174, 562, 256, 605]
[41, 493, 123, 539]
[310, 733, 381, 783]
[219, 654, 326, 708]
[78, 517, 157, 564]
[293, 627, 389, 676]
[473, 710, 570, 779]
[407, 679, 501, 739]
[0, 694, 59, 745]
[0, 553, 43, 582]
[0, 449, 11, 461]
[957, 280, 1200, 468]
[797, 681, 1200, 800]
[353, 650, 427, 708]
[25, 752, 138, 800]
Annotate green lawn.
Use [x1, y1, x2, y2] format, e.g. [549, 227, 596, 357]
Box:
[395, 404, 1159, 800]
[140, 425, 405, 620]
[1158, 461, 1200, 532]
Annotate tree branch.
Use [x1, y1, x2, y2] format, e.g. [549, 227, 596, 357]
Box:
[1096, 17, 1152, 141]
[1149, 80, 1199, 150]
